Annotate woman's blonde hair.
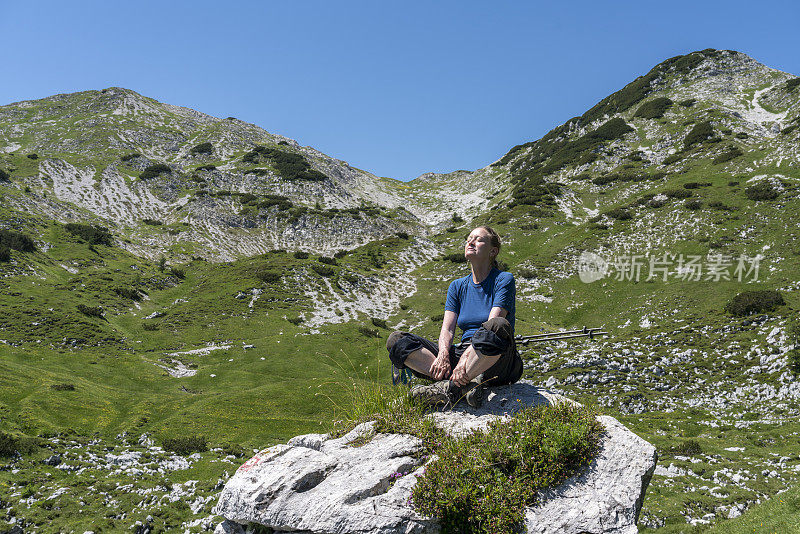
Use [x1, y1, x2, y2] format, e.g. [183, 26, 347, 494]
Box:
[475, 225, 501, 269]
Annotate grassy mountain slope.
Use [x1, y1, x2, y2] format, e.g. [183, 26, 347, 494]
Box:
[1, 49, 799, 532]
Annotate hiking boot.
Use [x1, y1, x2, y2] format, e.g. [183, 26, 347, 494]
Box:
[411, 380, 454, 408]
[391, 363, 404, 385]
[462, 381, 485, 409]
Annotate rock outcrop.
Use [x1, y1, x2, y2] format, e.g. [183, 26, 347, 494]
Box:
[214, 381, 657, 534]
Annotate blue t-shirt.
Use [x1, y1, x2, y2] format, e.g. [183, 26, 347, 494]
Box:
[445, 268, 515, 342]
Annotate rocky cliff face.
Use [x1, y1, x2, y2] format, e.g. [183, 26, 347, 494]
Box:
[0, 88, 485, 260]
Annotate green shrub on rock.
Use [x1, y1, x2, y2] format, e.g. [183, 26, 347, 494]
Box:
[412, 402, 603, 534]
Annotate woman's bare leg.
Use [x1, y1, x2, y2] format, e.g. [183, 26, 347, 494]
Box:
[450, 345, 500, 386]
[402, 347, 439, 378]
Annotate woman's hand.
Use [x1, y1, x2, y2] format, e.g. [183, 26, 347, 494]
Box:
[450, 363, 469, 387]
[430, 349, 451, 380]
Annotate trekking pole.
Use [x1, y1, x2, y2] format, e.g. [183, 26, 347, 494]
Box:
[515, 326, 609, 345]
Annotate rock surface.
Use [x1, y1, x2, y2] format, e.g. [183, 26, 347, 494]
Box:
[214, 381, 657, 534]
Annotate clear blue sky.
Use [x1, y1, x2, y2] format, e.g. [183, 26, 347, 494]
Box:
[2, 0, 799, 180]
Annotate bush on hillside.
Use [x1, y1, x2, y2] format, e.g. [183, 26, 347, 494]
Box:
[77, 304, 104, 318]
[311, 263, 334, 277]
[293, 251, 310, 259]
[242, 146, 327, 182]
[140, 163, 172, 180]
[395, 231, 409, 240]
[684, 121, 715, 149]
[712, 146, 743, 164]
[163, 435, 207, 455]
[591, 175, 617, 186]
[358, 325, 380, 338]
[142, 323, 159, 331]
[785, 78, 800, 92]
[169, 267, 185, 280]
[142, 218, 163, 226]
[725, 290, 785, 316]
[0, 229, 37, 252]
[578, 152, 600, 165]
[441, 252, 466, 263]
[633, 97, 673, 119]
[516, 267, 537, 279]
[708, 200, 734, 211]
[788, 349, 800, 376]
[664, 188, 692, 199]
[605, 207, 632, 220]
[196, 164, 217, 171]
[114, 287, 142, 301]
[0, 245, 10, 262]
[744, 181, 779, 201]
[318, 256, 337, 266]
[662, 153, 684, 165]
[120, 152, 140, 162]
[190, 142, 214, 155]
[50, 383, 76, 391]
[64, 223, 113, 246]
[678, 98, 697, 107]
[0, 431, 38, 457]
[334, 249, 348, 258]
[0, 169, 10, 182]
[735, 132, 749, 139]
[684, 199, 703, 210]
[254, 268, 280, 283]
[258, 194, 293, 211]
[670, 439, 703, 456]
[27, 153, 39, 160]
[371, 317, 388, 329]
[587, 118, 633, 141]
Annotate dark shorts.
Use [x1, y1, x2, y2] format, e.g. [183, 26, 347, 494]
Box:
[387, 317, 523, 386]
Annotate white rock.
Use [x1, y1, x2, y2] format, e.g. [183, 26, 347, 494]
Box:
[214, 381, 656, 534]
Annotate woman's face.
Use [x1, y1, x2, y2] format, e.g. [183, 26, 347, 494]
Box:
[464, 228, 497, 264]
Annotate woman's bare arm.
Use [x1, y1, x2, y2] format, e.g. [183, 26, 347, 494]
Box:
[487, 306, 508, 319]
[431, 310, 457, 379]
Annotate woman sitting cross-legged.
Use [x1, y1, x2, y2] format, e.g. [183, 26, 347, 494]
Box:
[386, 226, 522, 408]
